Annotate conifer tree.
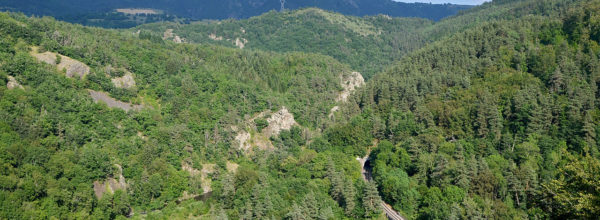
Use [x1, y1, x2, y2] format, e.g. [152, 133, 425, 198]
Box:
[221, 173, 235, 206]
[301, 191, 318, 219]
[363, 181, 382, 217]
[583, 110, 596, 148]
[318, 206, 334, 220]
[252, 184, 266, 218]
[343, 178, 356, 216]
[327, 159, 344, 203]
[550, 67, 564, 93]
[286, 203, 306, 220]
[448, 203, 462, 220]
[431, 155, 449, 186]
[216, 206, 228, 220]
[241, 201, 253, 220]
[453, 144, 470, 189]
[505, 164, 524, 208]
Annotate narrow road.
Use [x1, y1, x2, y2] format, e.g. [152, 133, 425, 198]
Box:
[358, 152, 405, 220]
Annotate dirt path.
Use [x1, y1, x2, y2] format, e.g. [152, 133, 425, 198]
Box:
[358, 150, 405, 220]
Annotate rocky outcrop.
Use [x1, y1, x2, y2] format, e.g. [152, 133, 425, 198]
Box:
[106, 65, 136, 89]
[233, 107, 297, 151]
[328, 106, 339, 119]
[200, 164, 215, 194]
[226, 161, 239, 173]
[111, 71, 136, 89]
[263, 107, 297, 137]
[6, 76, 23, 90]
[163, 29, 185, 43]
[178, 160, 202, 203]
[181, 160, 214, 194]
[163, 29, 185, 44]
[235, 38, 248, 49]
[89, 90, 144, 111]
[235, 130, 252, 151]
[178, 161, 229, 203]
[208, 33, 246, 49]
[329, 72, 364, 119]
[336, 72, 365, 102]
[93, 164, 127, 199]
[181, 160, 200, 176]
[30, 47, 90, 79]
[209, 33, 224, 41]
[163, 29, 174, 40]
[173, 35, 183, 43]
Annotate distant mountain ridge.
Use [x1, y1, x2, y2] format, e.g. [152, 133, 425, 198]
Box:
[139, 8, 435, 79]
[1, 0, 471, 25]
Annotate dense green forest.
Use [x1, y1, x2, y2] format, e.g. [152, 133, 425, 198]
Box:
[58, 12, 190, 29]
[139, 0, 578, 79]
[1, 0, 599, 219]
[139, 9, 433, 79]
[1, 0, 470, 27]
[328, 0, 600, 218]
[0, 11, 372, 219]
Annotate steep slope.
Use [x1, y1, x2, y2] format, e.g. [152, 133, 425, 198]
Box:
[318, 0, 600, 218]
[138, 0, 576, 80]
[140, 8, 433, 79]
[0, 12, 370, 219]
[1, 0, 599, 219]
[1, 0, 470, 27]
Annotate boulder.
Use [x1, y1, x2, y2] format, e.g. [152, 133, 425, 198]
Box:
[6, 76, 23, 90]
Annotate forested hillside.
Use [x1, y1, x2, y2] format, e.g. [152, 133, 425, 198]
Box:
[0, 0, 470, 28]
[139, 1, 576, 79]
[321, 0, 600, 218]
[140, 8, 433, 79]
[0, 12, 378, 219]
[1, 0, 599, 219]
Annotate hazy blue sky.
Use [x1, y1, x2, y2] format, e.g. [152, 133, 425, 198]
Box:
[394, 0, 491, 5]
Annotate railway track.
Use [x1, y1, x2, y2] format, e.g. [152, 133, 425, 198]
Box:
[358, 152, 405, 220]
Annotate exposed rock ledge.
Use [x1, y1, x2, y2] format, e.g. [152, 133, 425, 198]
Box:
[111, 72, 136, 89]
[235, 130, 252, 151]
[264, 107, 297, 137]
[181, 160, 216, 194]
[328, 106, 339, 119]
[105, 65, 137, 89]
[209, 33, 223, 41]
[336, 71, 365, 102]
[163, 29, 185, 43]
[234, 107, 298, 151]
[6, 76, 23, 90]
[30, 47, 90, 79]
[330, 72, 365, 118]
[208, 33, 248, 49]
[235, 38, 248, 49]
[89, 90, 144, 111]
[178, 161, 238, 203]
[93, 164, 127, 199]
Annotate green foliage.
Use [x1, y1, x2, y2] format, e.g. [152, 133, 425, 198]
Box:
[2, 0, 468, 28]
[362, 181, 382, 217]
[544, 152, 600, 219]
[139, 9, 433, 79]
[254, 118, 268, 133]
[0, 0, 599, 219]
[325, 114, 373, 156]
[0, 10, 357, 219]
[331, 0, 600, 219]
